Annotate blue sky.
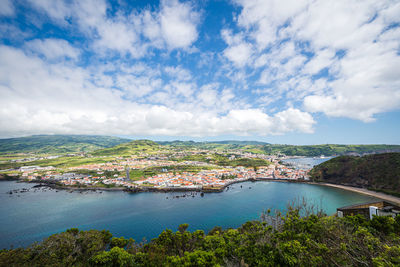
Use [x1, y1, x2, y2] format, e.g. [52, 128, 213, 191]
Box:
[0, 0, 399, 144]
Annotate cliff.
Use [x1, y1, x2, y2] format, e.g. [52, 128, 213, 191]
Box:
[310, 153, 400, 194]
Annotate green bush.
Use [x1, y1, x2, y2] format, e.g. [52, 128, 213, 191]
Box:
[1, 212, 400, 266]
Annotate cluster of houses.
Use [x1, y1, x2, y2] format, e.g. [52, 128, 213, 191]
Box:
[68, 158, 215, 173]
[11, 150, 309, 189]
[133, 164, 308, 189]
[30, 161, 309, 190]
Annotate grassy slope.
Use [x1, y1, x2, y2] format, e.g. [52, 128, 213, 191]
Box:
[0, 135, 131, 154]
[159, 141, 400, 156]
[263, 144, 400, 156]
[310, 152, 400, 193]
[91, 140, 164, 156]
[0, 156, 116, 170]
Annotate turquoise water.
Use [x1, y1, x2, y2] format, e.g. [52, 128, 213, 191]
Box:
[0, 180, 377, 249]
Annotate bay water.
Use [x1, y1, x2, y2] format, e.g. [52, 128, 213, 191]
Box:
[0, 179, 377, 249]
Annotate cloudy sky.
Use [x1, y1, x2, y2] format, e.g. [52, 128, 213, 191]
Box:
[0, 0, 399, 144]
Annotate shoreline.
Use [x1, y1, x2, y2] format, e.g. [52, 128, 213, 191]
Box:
[311, 182, 400, 205]
[9, 177, 298, 193]
[5, 179, 400, 204]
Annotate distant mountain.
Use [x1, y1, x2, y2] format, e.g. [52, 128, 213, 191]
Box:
[91, 140, 162, 156]
[156, 140, 267, 154]
[262, 144, 400, 157]
[0, 135, 132, 154]
[208, 140, 269, 145]
[1, 135, 399, 156]
[310, 153, 400, 195]
[157, 140, 268, 146]
[157, 142, 400, 156]
[156, 140, 197, 146]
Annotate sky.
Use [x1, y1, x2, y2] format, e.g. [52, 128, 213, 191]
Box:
[0, 0, 399, 145]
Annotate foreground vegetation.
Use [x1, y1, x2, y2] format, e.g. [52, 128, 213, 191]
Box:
[1, 203, 400, 266]
[310, 153, 400, 194]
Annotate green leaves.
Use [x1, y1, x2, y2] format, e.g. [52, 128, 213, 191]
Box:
[2, 212, 400, 266]
[91, 247, 134, 267]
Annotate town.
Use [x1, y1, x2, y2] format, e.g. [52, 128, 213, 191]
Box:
[10, 150, 310, 192]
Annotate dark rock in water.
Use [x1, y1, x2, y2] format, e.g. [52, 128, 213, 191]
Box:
[240, 185, 242, 188]
[8, 191, 12, 194]
[200, 192, 204, 197]
[192, 195, 195, 198]
[249, 187, 251, 189]
[32, 184, 47, 188]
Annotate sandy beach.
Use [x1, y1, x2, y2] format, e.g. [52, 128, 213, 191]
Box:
[318, 183, 400, 205]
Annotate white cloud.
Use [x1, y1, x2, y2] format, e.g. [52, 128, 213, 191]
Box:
[116, 74, 161, 98]
[0, 45, 316, 137]
[160, 0, 200, 49]
[235, 0, 308, 50]
[25, 38, 80, 61]
[27, 0, 72, 24]
[93, 20, 142, 56]
[221, 29, 253, 67]
[3, 0, 399, 139]
[0, 0, 15, 16]
[304, 41, 400, 122]
[228, 0, 400, 122]
[223, 42, 253, 67]
[164, 66, 192, 81]
[302, 49, 336, 75]
[141, 10, 164, 48]
[28, 0, 200, 56]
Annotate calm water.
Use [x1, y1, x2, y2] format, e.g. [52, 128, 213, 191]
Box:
[282, 157, 332, 168]
[0, 180, 377, 249]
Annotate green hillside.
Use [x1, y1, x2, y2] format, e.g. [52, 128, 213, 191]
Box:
[263, 144, 400, 156]
[1, 135, 399, 157]
[310, 153, 400, 194]
[0, 135, 131, 154]
[158, 141, 400, 156]
[157, 141, 266, 154]
[91, 140, 163, 156]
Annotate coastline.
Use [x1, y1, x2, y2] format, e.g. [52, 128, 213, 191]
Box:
[12, 177, 293, 193]
[6, 179, 400, 205]
[311, 182, 400, 205]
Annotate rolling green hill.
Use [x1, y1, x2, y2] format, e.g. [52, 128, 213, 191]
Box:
[157, 140, 268, 146]
[91, 140, 163, 156]
[1, 135, 399, 157]
[310, 153, 400, 195]
[0, 135, 132, 154]
[157, 140, 266, 153]
[262, 144, 400, 156]
[158, 141, 400, 156]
